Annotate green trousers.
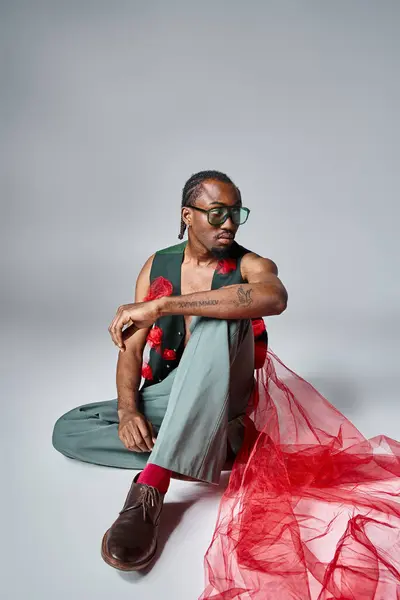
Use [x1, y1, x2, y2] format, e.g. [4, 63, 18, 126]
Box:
[52, 316, 255, 484]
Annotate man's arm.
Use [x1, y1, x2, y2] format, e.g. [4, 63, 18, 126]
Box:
[158, 253, 288, 320]
[116, 254, 154, 416]
[108, 253, 288, 350]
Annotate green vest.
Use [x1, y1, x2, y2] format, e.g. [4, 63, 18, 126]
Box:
[142, 240, 268, 388]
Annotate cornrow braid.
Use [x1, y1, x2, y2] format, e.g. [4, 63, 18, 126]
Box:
[178, 170, 241, 239]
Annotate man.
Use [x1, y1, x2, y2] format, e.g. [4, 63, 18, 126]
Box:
[52, 169, 288, 572]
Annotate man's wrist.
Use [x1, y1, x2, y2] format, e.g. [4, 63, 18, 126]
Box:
[156, 296, 168, 318]
[117, 393, 140, 417]
[118, 406, 139, 418]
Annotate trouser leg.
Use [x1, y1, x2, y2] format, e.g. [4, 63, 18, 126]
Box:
[147, 316, 254, 484]
[52, 317, 254, 482]
[51, 374, 173, 470]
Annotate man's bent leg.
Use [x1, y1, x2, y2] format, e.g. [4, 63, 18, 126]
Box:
[101, 317, 254, 571]
[147, 316, 254, 485]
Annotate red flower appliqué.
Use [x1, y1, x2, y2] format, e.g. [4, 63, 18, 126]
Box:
[163, 348, 177, 361]
[146, 326, 163, 350]
[216, 258, 237, 275]
[252, 318, 266, 338]
[143, 276, 174, 301]
[141, 363, 153, 380]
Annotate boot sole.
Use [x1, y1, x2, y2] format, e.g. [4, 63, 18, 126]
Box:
[101, 529, 157, 571]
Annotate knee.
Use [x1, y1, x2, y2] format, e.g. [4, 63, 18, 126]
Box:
[52, 412, 73, 457]
[52, 414, 63, 451]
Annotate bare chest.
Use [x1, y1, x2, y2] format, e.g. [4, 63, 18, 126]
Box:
[180, 263, 216, 296]
[180, 264, 216, 344]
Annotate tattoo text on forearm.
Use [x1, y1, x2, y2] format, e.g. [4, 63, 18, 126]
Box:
[177, 299, 219, 308]
[176, 287, 254, 310]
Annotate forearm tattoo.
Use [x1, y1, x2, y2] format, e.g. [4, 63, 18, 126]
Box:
[177, 288, 253, 310]
[178, 299, 219, 308]
[236, 286, 253, 307]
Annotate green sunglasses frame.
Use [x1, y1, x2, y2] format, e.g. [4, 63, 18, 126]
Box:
[189, 205, 251, 226]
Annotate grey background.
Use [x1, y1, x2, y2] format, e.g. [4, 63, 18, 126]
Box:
[1, 1, 399, 599]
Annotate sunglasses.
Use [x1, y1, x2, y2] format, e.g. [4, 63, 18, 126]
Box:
[190, 205, 250, 226]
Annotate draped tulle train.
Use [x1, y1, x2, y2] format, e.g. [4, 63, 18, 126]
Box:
[199, 349, 400, 600]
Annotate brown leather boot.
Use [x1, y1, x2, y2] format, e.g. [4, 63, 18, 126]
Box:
[101, 472, 165, 571]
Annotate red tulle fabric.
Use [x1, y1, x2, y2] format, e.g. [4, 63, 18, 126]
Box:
[199, 348, 400, 600]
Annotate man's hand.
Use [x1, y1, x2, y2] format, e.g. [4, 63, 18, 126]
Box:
[109, 299, 160, 351]
[118, 409, 157, 452]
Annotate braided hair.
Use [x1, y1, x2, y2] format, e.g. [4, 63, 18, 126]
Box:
[178, 170, 242, 239]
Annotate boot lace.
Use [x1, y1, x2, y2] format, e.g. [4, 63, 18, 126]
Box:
[120, 484, 158, 522]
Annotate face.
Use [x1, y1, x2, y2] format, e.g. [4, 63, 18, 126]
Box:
[182, 179, 242, 258]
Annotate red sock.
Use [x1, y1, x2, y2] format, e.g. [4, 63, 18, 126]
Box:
[137, 464, 171, 494]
